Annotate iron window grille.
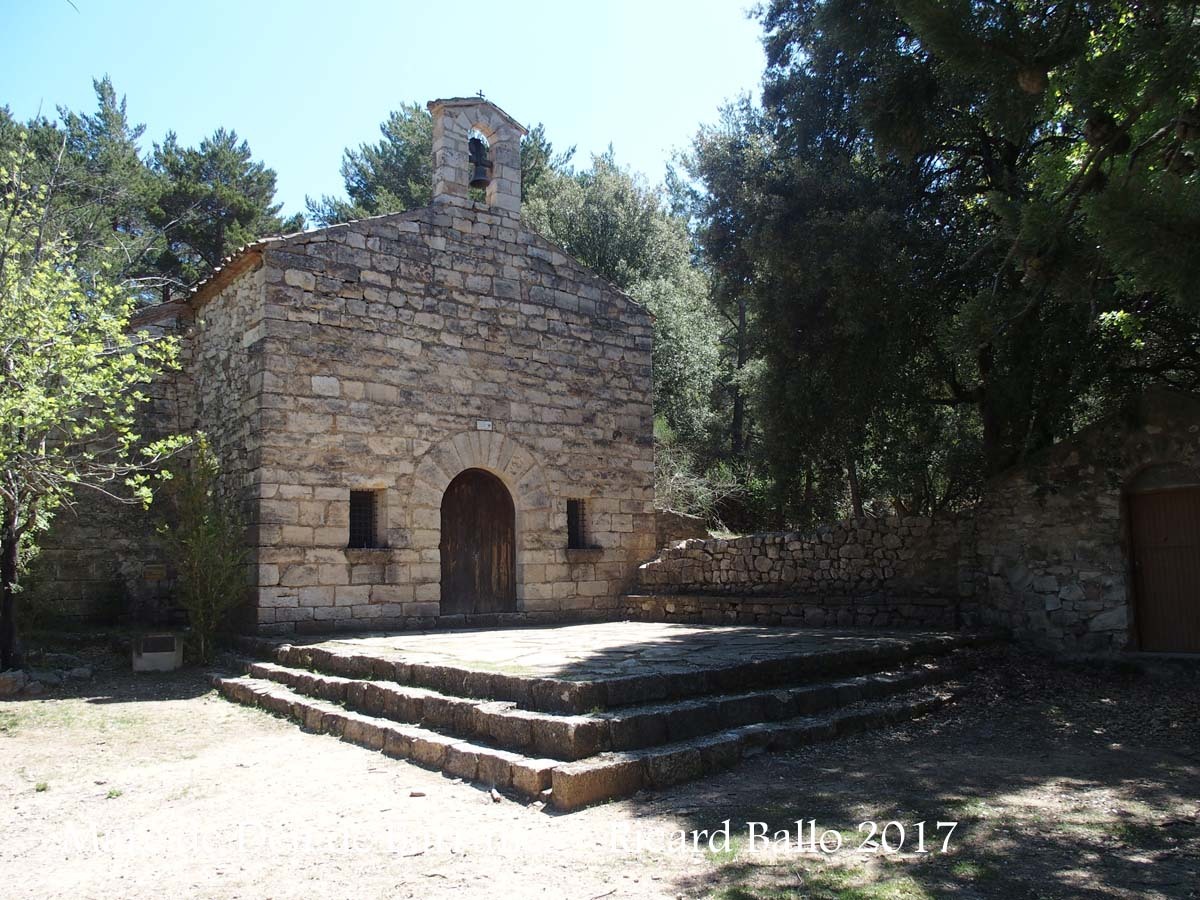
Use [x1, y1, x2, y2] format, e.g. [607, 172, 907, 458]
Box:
[348, 490, 381, 548]
[567, 498, 588, 550]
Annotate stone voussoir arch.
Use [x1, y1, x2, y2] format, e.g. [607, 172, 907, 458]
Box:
[408, 430, 553, 555]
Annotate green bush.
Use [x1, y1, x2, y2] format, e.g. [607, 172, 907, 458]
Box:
[654, 418, 744, 527]
[159, 436, 248, 664]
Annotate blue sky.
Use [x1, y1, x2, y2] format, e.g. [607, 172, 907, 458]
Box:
[1, 0, 766, 220]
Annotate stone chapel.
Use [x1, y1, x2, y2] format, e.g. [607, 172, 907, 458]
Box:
[34, 97, 658, 635]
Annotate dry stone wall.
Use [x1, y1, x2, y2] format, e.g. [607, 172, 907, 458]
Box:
[633, 391, 1200, 654]
[633, 515, 971, 629]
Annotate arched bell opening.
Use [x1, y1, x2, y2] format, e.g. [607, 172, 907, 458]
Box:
[467, 128, 492, 201]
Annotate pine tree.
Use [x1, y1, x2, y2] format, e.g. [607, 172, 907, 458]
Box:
[305, 103, 573, 226]
[148, 129, 303, 299]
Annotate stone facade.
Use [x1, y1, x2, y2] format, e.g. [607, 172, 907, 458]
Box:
[32, 98, 657, 634]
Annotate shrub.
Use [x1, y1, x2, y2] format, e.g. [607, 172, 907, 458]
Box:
[654, 419, 744, 527]
[159, 436, 248, 663]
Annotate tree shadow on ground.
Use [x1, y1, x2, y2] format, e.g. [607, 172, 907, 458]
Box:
[540, 621, 952, 683]
[80, 670, 213, 704]
[613, 645, 1200, 899]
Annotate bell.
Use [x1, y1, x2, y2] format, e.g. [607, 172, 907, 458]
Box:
[468, 136, 494, 189]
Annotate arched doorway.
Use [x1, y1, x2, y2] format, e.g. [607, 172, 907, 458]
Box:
[1129, 466, 1200, 652]
[440, 468, 516, 615]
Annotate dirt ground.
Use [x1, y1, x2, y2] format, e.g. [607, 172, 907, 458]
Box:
[1, 643, 1197, 900]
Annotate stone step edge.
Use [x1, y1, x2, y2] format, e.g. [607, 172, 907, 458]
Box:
[212, 671, 959, 813]
[238, 651, 969, 761]
[234, 631, 985, 714]
[211, 674, 559, 800]
[620, 593, 962, 606]
[549, 685, 962, 811]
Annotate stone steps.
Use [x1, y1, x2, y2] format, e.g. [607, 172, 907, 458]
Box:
[213, 674, 558, 797]
[237, 653, 964, 761]
[550, 686, 959, 810]
[212, 671, 960, 811]
[214, 628, 986, 810]
[233, 631, 978, 714]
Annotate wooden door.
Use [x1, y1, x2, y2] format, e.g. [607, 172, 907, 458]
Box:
[1130, 486, 1200, 653]
[440, 468, 516, 615]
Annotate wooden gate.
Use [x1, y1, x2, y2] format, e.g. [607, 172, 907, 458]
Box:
[1130, 486, 1200, 653]
[440, 468, 516, 615]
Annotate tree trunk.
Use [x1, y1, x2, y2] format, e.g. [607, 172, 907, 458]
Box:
[976, 344, 1016, 476]
[847, 456, 864, 519]
[1, 510, 18, 672]
[730, 297, 748, 458]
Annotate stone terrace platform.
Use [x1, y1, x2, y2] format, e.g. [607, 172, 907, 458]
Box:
[218, 622, 990, 810]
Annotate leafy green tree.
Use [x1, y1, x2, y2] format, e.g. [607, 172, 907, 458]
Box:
[524, 150, 691, 287]
[692, 0, 1200, 524]
[2, 78, 300, 304]
[0, 78, 159, 289]
[0, 143, 184, 669]
[306, 102, 433, 226]
[684, 99, 772, 463]
[766, 0, 1199, 465]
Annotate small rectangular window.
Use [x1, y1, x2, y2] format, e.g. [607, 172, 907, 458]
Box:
[567, 498, 587, 549]
[348, 490, 381, 548]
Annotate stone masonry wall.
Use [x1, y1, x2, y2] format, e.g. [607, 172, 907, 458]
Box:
[967, 389, 1200, 654]
[246, 199, 656, 634]
[26, 305, 195, 624]
[632, 515, 972, 629]
[188, 265, 269, 625]
[190, 266, 267, 509]
[633, 391, 1200, 654]
[31, 100, 657, 634]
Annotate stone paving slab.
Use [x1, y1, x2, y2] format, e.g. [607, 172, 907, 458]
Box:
[265, 621, 963, 682]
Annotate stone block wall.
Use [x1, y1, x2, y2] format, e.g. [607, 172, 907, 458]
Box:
[966, 390, 1200, 653]
[245, 201, 655, 634]
[190, 264, 268, 510]
[633, 515, 972, 629]
[633, 391, 1200, 654]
